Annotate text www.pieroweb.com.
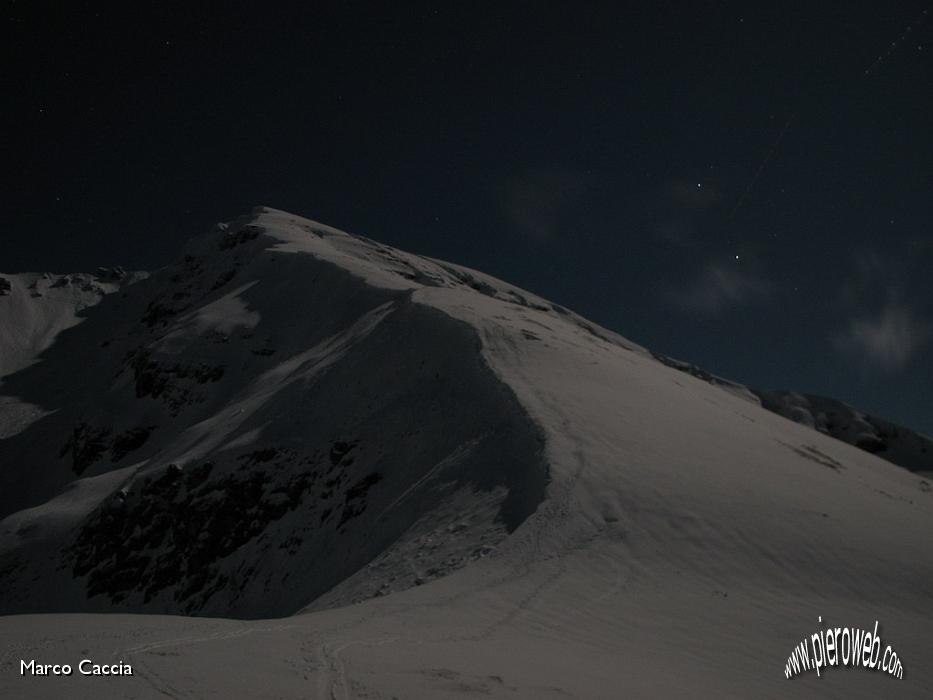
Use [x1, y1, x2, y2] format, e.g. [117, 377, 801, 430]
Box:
[784, 619, 903, 679]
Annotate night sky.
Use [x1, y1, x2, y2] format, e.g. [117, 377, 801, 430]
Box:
[5, 2, 932, 434]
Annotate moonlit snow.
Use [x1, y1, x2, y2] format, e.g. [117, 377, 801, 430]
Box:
[1, 207, 931, 698]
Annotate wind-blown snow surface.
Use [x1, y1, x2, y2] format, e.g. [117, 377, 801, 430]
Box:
[1, 208, 932, 698]
[754, 390, 933, 474]
[650, 354, 933, 474]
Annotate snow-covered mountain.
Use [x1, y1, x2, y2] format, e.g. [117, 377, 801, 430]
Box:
[1, 208, 931, 698]
[0, 210, 558, 617]
[753, 390, 933, 473]
[650, 355, 933, 474]
[0, 269, 144, 440]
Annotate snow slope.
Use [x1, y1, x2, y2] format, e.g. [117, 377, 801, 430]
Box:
[1, 208, 931, 698]
[0, 212, 547, 618]
[0, 268, 142, 379]
[754, 390, 933, 473]
[651, 354, 933, 474]
[0, 270, 142, 439]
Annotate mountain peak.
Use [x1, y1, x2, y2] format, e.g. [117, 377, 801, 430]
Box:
[1, 208, 929, 625]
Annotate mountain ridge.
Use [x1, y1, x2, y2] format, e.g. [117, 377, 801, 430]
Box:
[649, 353, 933, 473]
[1, 206, 931, 698]
[0, 208, 553, 616]
[6, 208, 926, 475]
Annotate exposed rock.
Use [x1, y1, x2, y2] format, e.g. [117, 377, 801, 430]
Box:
[59, 423, 113, 475]
[95, 266, 127, 282]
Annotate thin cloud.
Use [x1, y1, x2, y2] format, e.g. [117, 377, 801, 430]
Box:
[669, 263, 770, 316]
[837, 304, 929, 372]
[502, 168, 590, 241]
